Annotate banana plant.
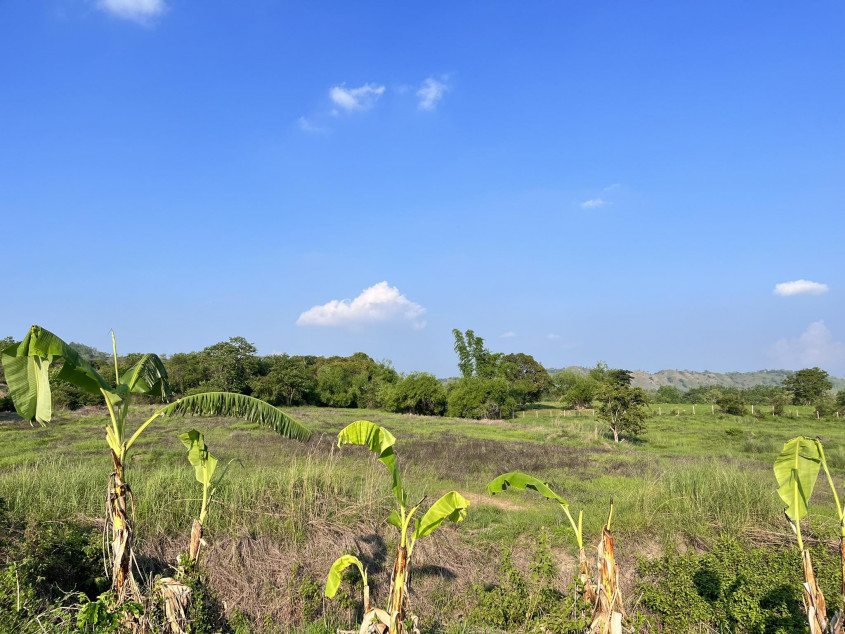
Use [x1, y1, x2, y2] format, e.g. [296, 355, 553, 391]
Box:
[325, 554, 372, 614]
[179, 429, 240, 561]
[774, 436, 845, 634]
[486, 473, 624, 634]
[1, 325, 311, 602]
[333, 420, 470, 634]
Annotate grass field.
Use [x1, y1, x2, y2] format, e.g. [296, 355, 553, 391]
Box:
[2, 403, 844, 632]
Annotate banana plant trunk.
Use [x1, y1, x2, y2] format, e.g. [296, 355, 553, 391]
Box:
[802, 548, 828, 634]
[841, 535, 845, 612]
[110, 450, 134, 601]
[579, 547, 597, 605]
[591, 526, 624, 634]
[189, 519, 203, 561]
[387, 546, 409, 634]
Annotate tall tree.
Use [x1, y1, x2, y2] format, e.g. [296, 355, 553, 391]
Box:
[500, 353, 551, 405]
[783, 367, 832, 405]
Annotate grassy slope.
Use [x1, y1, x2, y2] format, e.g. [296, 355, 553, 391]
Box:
[1, 404, 844, 629]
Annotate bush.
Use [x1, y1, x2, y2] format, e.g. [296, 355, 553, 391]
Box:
[717, 392, 747, 416]
[446, 377, 517, 419]
[382, 372, 447, 416]
[637, 537, 841, 634]
[469, 535, 588, 633]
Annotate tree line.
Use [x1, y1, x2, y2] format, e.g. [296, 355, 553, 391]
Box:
[1, 334, 842, 425]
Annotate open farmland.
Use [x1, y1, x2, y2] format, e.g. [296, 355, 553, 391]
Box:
[3, 404, 845, 632]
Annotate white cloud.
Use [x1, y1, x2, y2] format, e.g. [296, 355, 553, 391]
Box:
[298, 116, 325, 133]
[774, 279, 829, 297]
[417, 77, 448, 110]
[329, 83, 385, 111]
[603, 183, 621, 191]
[580, 198, 606, 209]
[769, 320, 845, 369]
[297, 282, 426, 330]
[97, 0, 166, 23]
[501, 331, 516, 338]
[547, 333, 561, 339]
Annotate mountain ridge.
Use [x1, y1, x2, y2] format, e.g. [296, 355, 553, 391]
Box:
[547, 367, 845, 392]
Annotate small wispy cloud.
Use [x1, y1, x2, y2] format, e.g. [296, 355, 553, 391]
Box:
[769, 320, 845, 369]
[547, 334, 561, 339]
[297, 282, 426, 330]
[603, 183, 621, 191]
[298, 116, 325, 133]
[417, 77, 448, 110]
[330, 83, 385, 112]
[580, 198, 606, 209]
[774, 279, 829, 297]
[96, 0, 166, 23]
[500, 331, 516, 338]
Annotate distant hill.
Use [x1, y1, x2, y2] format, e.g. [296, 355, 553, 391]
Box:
[68, 342, 110, 361]
[547, 366, 845, 392]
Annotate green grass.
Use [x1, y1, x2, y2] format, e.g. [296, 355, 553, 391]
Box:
[1, 403, 844, 631]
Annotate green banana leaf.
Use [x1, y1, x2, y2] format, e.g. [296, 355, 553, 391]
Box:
[1, 325, 117, 424]
[337, 420, 406, 506]
[179, 429, 218, 488]
[159, 393, 312, 442]
[120, 353, 172, 398]
[324, 554, 367, 598]
[486, 471, 568, 506]
[774, 436, 823, 524]
[412, 491, 470, 540]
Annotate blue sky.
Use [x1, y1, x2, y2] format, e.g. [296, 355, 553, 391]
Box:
[2, 1, 844, 377]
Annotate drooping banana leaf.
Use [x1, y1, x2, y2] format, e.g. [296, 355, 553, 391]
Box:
[159, 393, 312, 442]
[337, 420, 406, 506]
[486, 471, 568, 506]
[325, 554, 367, 598]
[179, 429, 218, 488]
[774, 436, 823, 525]
[412, 491, 470, 540]
[1, 325, 117, 424]
[120, 353, 171, 398]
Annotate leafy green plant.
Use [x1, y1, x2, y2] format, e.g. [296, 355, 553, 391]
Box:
[325, 554, 370, 613]
[486, 472, 624, 634]
[637, 536, 840, 634]
[326, 420, 470, 634]
[774, 436, 845, 634]
[179, 429, 240, 561]
[77, 591, 142, 632]
[1, 325, 311, 603]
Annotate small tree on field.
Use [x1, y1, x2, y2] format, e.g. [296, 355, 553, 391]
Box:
[655, 385, 682, 403]
[596, 383, 648, 442]
[783, 367, 832, 406]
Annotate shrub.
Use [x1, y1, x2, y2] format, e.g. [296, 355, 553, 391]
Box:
[637, 537, 841, 634]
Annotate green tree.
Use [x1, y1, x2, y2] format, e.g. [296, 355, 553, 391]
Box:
[560, 374, 600, 409]
[655, 385, 682, 403]
[783, 367, 833, 406]
[382, 372, 447, 416]
[716, 390, 746, 416]
[200, 336, 258, 394]
[451, 329, 500, 379]
[251, 354, 315, 406]
[499, 353, 551, 405]
[596, 383, 649, 443]
[605, 368, 634, 387]
[446, 376, 516, 419]
[165, 352, 207, 394]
